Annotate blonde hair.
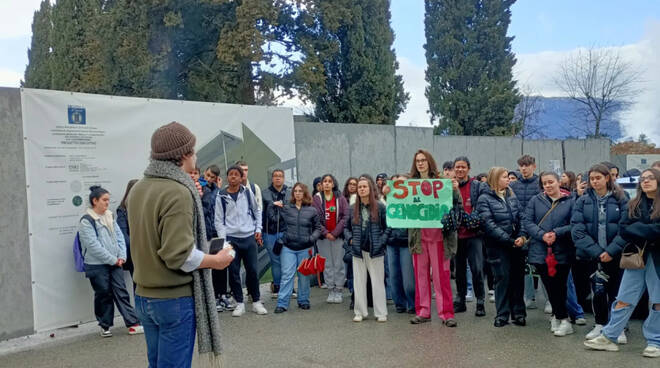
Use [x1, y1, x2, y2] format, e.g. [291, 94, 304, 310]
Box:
[487, 167, 509, 191]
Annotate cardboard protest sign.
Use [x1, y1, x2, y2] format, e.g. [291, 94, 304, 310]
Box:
[385, 179, 453, 228]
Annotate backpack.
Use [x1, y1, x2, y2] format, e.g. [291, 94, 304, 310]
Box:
[219, 186, 256, 225]
[73, 214, 97, 272]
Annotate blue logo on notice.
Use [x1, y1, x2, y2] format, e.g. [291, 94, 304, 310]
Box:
[68, 106, 86, 125]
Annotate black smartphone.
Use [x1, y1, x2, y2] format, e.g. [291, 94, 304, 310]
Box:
[209, 237, 224, 254]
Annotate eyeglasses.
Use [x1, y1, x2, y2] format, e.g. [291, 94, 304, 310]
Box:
[640, 175, 656, 182]
[415, 159, 427, 164]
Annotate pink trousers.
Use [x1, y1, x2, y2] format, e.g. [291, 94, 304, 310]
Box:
[413, 233, 454, 320]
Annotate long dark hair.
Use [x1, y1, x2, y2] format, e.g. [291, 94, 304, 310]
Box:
[353, 175, 380, 224]
[119, 179, 138, 210]
[290, 182, 313, 206]
[628, 168, 660, 220]
[587, 164, 625, 200]
[410, 149, 440, 179]
[342, 177, 358, 200]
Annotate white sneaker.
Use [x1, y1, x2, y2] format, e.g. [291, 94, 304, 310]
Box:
[100, 329, 112, 338]
[584, 335, 619, 352]
[586, 324, 604, 340]
[352, 314, 363, 322]
[575, 317, 587, 325]
[489, 294, 495, 303]
[488, 289, 495, 296]
[232, 303, 245, 317]
[252, 301, 268, 315]
[321, 283, 328, 289]
[465, 290, 475, 302]
[643, 345, 660, 358]
[550, 317, 560, 332]
[617, 331, 627, 344]
[544, 301, 552, 314]
[554, 319, 575, 337]
[377, 316, 387, 323]
[327, 291, 335, 304]
[292, 290, 297, 299]
[334, 292, 343, 304]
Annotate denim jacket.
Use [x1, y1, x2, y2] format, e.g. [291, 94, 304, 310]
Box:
[78, 213, 127, 266]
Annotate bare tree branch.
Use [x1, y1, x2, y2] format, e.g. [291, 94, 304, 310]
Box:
[554, 47, 642, 137]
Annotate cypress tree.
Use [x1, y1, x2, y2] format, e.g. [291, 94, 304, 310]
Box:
[24, 0, 53, 89]
[50, 0, 111, 93]
[294, 0, 409, 124]
[425, 0, 520, 135]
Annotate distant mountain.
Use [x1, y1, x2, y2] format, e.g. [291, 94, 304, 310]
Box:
[525, 97, 623, 140]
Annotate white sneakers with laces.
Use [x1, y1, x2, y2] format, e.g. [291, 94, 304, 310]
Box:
[585, 324, 604, 340]
[553, 319, 574, 337]
[252, 301, 268, 315]
[584, 335, 619, 352]
[232, 303, 246, 317]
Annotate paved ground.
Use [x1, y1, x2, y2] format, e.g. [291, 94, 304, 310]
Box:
[0, 285, 657, 368]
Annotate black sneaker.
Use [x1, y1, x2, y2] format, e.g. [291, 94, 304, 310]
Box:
[274, 307, 287, 314]
[396, 306, 406, 313]
[453, 301, 467, 313]
[512, 317, 526, 326]
[215, 298, 224, 312]
[475, 304, 486, 317]
[494, 319, 509, 327]
[298, 304, 310, 310]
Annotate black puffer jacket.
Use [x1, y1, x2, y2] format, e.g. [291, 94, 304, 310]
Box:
[262, 184, 291, 234]
[618, 195, 659, 279]
[344, 202, 391, 258]
[476, 187, 526, 247]
[275, 203, 322, 251]
[510, 175, 540, 211]
[570, 188, 627, 261]
[523, 193, 575, 264]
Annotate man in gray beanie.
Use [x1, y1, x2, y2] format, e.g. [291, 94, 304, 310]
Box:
[128, 121, 234, 367]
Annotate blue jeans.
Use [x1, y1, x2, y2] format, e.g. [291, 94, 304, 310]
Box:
[602, 259, 660, 347]
[566, 271, 585, 319]
[264, 232, 284, 287]
[387, 246, 415, 310]
[135, 295, 196, 368]
[277, 247, 311, 309]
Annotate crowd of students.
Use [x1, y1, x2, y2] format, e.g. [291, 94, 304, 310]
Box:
[77, 124, 660, 363]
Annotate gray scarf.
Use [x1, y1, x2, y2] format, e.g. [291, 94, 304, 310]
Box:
[144, 160, 223, 366]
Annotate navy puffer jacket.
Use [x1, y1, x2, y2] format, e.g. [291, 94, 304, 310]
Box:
[570, 188, 627, 261]
[344, 202, 391, 258]
[523, 193, 575, 264]
[476, 187, 526, 247]
[618, 195, 660, 279]
[510, 175, 540, 211]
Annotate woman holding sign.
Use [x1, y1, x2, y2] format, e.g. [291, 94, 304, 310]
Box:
[477, 167, 528, 328]
[405, 149, 461, 327]
[344, 175, 391, 322]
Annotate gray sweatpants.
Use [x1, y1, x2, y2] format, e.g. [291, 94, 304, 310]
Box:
[317, 237, 346, 291]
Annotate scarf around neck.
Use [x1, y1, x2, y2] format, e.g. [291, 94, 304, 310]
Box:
[143, 159, 224, 366]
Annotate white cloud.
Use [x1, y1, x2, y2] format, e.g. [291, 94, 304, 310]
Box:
[0, 0, 43, 39]
[0, 68, 22, 87]
[396, 57, 430, 127]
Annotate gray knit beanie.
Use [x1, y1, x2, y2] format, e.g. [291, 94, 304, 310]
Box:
[150, 122, 196, 160]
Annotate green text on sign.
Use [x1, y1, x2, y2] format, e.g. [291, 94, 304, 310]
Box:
[385, 179, 453, 228]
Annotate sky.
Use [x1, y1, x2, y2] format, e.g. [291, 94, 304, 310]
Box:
[1, 0, 659, 143]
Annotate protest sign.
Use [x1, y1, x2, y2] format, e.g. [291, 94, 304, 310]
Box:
[385, 179, 453, 228]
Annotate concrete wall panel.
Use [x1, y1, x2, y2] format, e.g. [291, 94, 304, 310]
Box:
[563, 139, 611, 174]
[294, 122, 351, 188]
[394, 127, 434, 174]
[0, 87, 34, 340]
